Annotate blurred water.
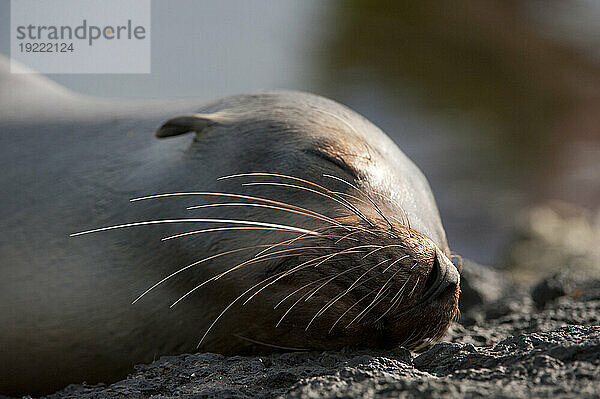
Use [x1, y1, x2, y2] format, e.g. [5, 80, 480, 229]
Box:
[1, 0, 598, 265]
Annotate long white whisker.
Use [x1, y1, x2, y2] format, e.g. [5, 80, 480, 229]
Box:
[241, 244, 376, 305]
[187, 202, 346, 229]
[131, 191, 345, 229]
[373, 275, 413, 323]
[323, 174, 394, 230]
[304, 262, 368, 303]
[162, 227, 303, 241]
[133, 245, 260, 304]
[361, 262, 420, 325]
[253, 230, 317, 258]
[346, 264, 406, 327]
[218, 172, 373, 226]
[70, 218, 321, 237]
[196, 252, 345, 347]
[329, 286, 376, 334]
[382, 254, 410, 273]
[409, 275, 420, 297]
[202, 245, 334, 285]
[304, 262, 375, 331]
[334, 230, 363, 244]
[241, 181, 372, 226]
[132, 239, 327, 304]
[308, 259, 391, 327]
[172, 252, 306, 309]
[361, 245, 397, 259]
[196, 273, 280, 348]
[252, 226, 347, 258]
[274, 278, 328, 310]
[276, 292, 312, 328]
[241, 253, 339, 306]
[346, 286, 391, 328]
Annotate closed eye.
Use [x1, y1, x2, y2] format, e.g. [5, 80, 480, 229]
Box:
[303, 148, 359, 180]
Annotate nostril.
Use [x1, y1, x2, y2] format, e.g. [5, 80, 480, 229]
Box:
[422, 255, 441, 298]
[420, 252, 460, 305]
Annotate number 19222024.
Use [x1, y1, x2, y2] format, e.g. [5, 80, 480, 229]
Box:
[19, 42, 74, 53]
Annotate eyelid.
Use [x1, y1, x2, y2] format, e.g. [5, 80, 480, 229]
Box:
[303, 148, 359, 179]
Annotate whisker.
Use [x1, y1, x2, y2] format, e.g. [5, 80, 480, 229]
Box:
[277, 247, 382, 329]
[382, 255, 410, 273]
[308, 245, 381, 269]
[276, 288, 315, 328]
[329, 287, 376, 334]
[196, 271, 283, 347]
[137, 226, 338, 304]
[252, 225, 357, 259]
[253, 230, 319, 258]
[70, 218, 321, 237]
[131, 191, 343, 229]
[346, 264, 407, 327]
[200, 245, 335, 285]
[231, 333, 308, 351]
[187, 201, 346, 229]
[242, 253, 343, 306]
[133, 244, 272, 304]
[345, 286, 391, 328]
[334, 230, 363, 244]
[196, 249, 353, 347]
[304, 262, 368, 303]
[373, 275, 413, 322]
[308, 259, 391, 325]
[253, 233, 347, 258]
[408, 275, 420, 297]
[162, 226, 311, 241]
[242, 245, 376, 305]
[357, 262, 420, 325]
[381, 198, 412, 229]
[344, 258, 391, 294]
[304, 262, 383, 331]
[173, 252, 306, 309]
[361, 244, 397, 259]
[330, 191, 377, 213]
[323, 174, 394, 230]
[241, 181, 373, 227]
[274, 277, 328, 310]
[135, 241, 321, 305]
[218, 172, 373, 227]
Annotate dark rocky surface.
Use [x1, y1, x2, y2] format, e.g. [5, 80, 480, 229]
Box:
[38, 259, 600, 399]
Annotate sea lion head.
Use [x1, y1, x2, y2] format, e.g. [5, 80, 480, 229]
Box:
[120, 91, 461, 352]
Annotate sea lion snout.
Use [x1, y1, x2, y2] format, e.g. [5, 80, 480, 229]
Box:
[421, 250, 460, 305]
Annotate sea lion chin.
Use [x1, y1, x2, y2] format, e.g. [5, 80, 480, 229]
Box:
[1, 90, 459, 396]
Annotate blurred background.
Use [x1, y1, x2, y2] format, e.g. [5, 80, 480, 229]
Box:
[1, 0, 599, 269]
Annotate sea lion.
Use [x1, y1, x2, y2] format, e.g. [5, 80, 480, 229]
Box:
[0, 87, 459, 396]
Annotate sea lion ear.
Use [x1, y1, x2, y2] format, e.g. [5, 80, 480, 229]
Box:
[155, 113, 220, 138]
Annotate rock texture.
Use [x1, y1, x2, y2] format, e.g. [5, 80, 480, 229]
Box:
[39, 259, 600, 399]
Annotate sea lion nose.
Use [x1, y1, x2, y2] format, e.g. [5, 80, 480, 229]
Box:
[439, 251, 460, 288]
[421, 250, 460, 304]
